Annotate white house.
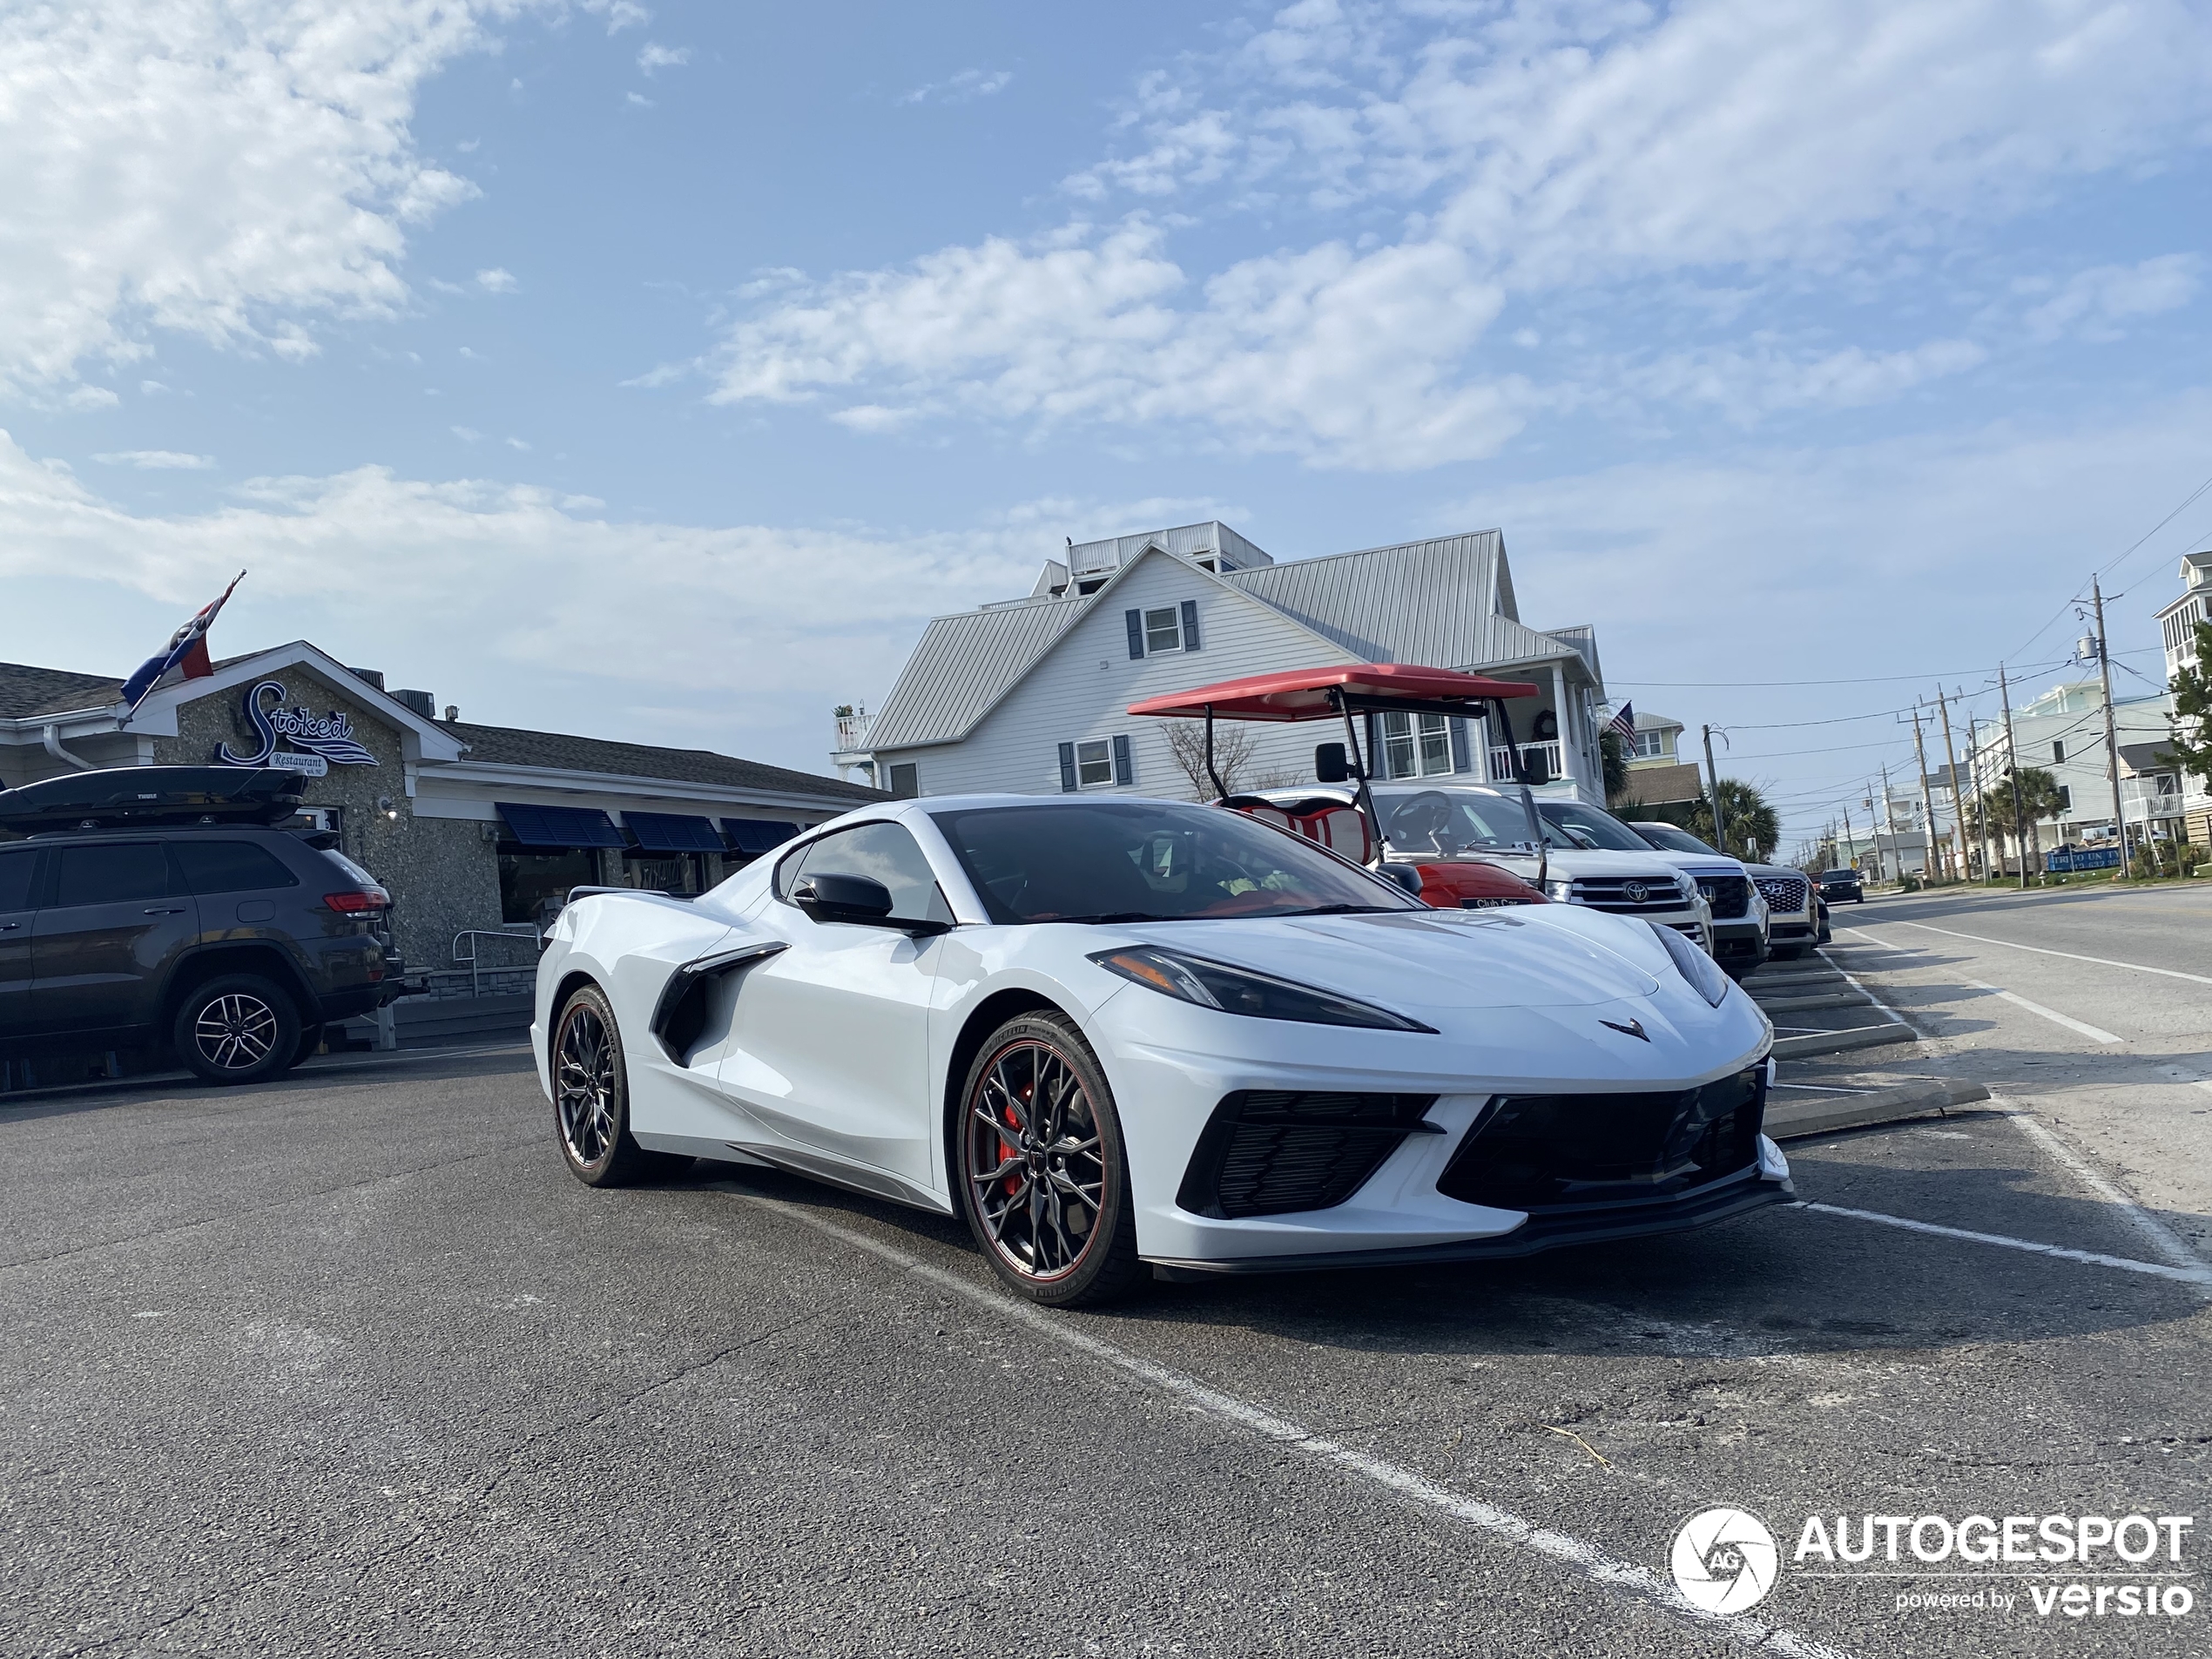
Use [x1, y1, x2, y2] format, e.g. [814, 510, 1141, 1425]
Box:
[833, 521, 1609, 802]
[2153, 549, 2212, 844]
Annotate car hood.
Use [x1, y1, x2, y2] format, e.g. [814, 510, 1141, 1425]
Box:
[1453, 848, 1693, 882]
[1115, 907, 1665, 1010]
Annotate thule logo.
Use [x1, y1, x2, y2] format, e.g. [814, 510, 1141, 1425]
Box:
[1601, 1018, 1649, 1042]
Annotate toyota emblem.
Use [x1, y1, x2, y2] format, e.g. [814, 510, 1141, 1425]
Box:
[1623, 880, 1649, 903]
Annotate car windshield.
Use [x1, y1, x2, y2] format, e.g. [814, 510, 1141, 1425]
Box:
[1821, 869, 1855, 880]
[929, 800, 1420, 925]
[1534, 800, 1658, 853]
[1370, 787, 1529, 855]
[1634, 823, 1720, 855]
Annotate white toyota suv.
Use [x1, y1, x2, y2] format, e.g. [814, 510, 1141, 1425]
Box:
[1626, 820, 1771, 980]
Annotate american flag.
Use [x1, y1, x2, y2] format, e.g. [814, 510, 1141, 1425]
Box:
[1605, 703, 1635, 741]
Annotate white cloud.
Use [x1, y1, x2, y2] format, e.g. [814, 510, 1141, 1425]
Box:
[0, 428, 1213, 757]
[707, 0, 2212, 467]
[626, 91, 655, 108]
[900, 68, 1013, 106]
[475, 267, 520, 294]
[714, 220, 1521, 469]
[2020, 254, 2201, 341]
[0, 0, 511, 397]
[93, 449, 214, 469]
[62, 386, 120, 411]
[583, 0, 649, 33]
[450, 426, 482, 442]
[636, 42, 691, 75]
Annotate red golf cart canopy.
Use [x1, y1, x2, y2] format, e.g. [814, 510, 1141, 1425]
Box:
[1127, 663, 1538, 723]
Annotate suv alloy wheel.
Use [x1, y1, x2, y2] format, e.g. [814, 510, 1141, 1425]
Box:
[172, 973, 302, 1086]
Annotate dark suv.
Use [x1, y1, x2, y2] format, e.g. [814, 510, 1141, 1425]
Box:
[1817, 868, 1865, 904]
[0, 767, 402, 1086]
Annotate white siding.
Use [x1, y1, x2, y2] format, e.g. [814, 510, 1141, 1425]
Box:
[882, 551, 1367, 800]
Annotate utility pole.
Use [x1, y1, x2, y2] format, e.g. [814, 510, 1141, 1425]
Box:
[2091, 576, 2132, 881]
[1932, 689, 1966, 882]
[1878, 764, 1905, 883]
[1966, 715, 1996, 882]
[1841, 800, 1857, 873]
[1908, 712, 1939, 884]
[1701, 724, 1728, 857]
[1999, 663, 2029, 889]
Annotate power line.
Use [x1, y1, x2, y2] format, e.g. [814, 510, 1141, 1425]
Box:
[2008, 469, 2212, 662]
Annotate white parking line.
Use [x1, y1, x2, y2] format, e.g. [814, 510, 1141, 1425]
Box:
[1965, 981, 2122, 1045]
[726, 1187, 1856, 1659]
[2000, 1109, 2209, 1275]
[1794, 1202, 2212, 1290]
[1878, 920, 2212, 987]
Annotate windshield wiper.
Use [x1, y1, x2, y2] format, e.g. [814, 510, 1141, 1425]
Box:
[1035, 911, 1172, 925]
[1278, 903, 1403, 916]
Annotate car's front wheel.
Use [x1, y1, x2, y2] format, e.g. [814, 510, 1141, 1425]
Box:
[173, 974, 303, 1086]
[553, 984, 690, 1187]
[956, 1012, 1143, 1307]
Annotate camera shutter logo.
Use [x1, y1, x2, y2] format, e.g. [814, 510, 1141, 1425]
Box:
[1671, 1507, 1780, 1615]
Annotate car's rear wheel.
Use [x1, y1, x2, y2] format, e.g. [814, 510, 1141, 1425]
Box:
[956, 1013, 1143, 1307]
[553, 984, 691, 1187]
[173, 974, 301, 1086]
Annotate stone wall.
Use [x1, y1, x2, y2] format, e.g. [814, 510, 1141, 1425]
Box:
[156, 666, 503, 969]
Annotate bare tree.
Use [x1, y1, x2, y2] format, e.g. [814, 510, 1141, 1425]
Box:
[1162, 719, 1262, 799]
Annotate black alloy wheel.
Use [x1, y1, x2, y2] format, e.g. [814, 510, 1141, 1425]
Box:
[172, 974, 301, 1086]
[553, 984, 689, 1187]
[956, 1013, 1142, 1307]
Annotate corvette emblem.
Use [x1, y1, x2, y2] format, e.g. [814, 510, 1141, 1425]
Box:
[1601, 1018, 1649, 1042]
[1622, 880, 1649, 903]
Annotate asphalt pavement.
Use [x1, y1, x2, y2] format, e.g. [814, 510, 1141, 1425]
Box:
[3, 906, 2207, 1657]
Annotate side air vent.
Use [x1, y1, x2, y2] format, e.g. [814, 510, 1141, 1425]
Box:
[1177, 1091, 1440, 1218]
[1438, 1067, 1765, 1211]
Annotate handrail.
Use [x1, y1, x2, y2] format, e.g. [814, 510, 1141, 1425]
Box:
[452, 927, 542, 996]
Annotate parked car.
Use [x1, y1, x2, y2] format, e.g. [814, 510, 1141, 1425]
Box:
[536, 794, 1789, 1306]
[1624, 821, 1771, 979]
[0, 765, 404, 1086]
[1251, 784, 1713, 949]
[1817, 868, 1865, 904]
[1744, 864, 1819, 960]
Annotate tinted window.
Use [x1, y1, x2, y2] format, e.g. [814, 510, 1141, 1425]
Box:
[930, 801, 1418, 925]
[0, 848, 35, 911]
[53, 842, 172, 907]
[781, 820, 954, 926]
[1534, 801, 1656, 853]
[173, 840, 300, 894]
[1633, 823, 1719, 855]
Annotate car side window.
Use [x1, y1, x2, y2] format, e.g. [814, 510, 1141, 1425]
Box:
[782, 821, 954, 926]
[172, 840, 300, 894]
[52, 842, 174, 907]
[0, 847, 36, 911]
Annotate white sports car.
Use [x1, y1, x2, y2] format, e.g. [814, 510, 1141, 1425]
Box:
[533, 795, 1790, 1306]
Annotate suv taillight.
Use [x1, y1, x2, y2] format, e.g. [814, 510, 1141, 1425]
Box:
[326, 890, 389, 914]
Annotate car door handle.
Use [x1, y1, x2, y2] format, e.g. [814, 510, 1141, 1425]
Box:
[0, 921, 18, 931]
[143, 906, 186, 915]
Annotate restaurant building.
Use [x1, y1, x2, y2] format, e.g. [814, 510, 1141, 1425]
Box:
[0, 640, 883, 975]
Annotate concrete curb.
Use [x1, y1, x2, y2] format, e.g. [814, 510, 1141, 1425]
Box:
[1768, 1080, 1992, 1141]
[1771, 1022, 1919, 1059]
[1753, 991, 1875, 1012]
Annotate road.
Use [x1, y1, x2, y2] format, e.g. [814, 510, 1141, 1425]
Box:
[2, 893, 2207, 1657]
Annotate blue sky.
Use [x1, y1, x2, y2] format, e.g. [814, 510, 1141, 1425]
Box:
[3, 0, 2209, 847]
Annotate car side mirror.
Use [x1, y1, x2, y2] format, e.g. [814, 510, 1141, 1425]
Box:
[1521, 748, 1551, 786]
[1378, 862, 1425, 898]
[1314, 742, 1352, 783]
[792, 871, 896, 927]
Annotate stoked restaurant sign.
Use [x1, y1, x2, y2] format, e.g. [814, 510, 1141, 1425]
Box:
[216, 679, 378, 774]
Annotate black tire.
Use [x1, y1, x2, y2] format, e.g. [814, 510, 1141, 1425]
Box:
[552, 984, 691, 1187]
[172, 974, 302, 1086]
[1770, 945, 1807, 961]
[955, 1012, 1143, 1308]
[286, 1022, 327, 1071]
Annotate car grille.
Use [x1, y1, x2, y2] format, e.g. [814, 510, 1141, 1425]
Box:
[1436, 1067, 1766, 1211]
[1568, 876, 1688, 914]
[1177, 1091, 1438, 1218]
[1755, 874, 1809, 914]
[1696, 874, 1751, 919]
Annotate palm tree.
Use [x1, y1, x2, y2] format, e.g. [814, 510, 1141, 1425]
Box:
[1692, 779, 1780, 862]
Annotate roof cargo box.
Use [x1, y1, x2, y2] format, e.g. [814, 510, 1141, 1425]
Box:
[0, 765, 307, 833]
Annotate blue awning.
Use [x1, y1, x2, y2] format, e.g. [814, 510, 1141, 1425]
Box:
[494, 801, 625, 850]
[624, 812, 725, 853]
[720, 818, 801, 854]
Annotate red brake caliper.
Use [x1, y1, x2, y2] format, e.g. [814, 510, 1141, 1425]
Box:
[1000, 1074, 1028, 1195]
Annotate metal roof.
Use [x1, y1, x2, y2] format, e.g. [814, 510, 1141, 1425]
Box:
[865, 595, 1084, 751]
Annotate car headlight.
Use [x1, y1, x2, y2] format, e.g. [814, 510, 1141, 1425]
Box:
[1648, 921, 1730, 1007]
[1679, 874, 1702, 903]
[1088, 946, 1434, 1032]
[1544, 879, 1577, 902]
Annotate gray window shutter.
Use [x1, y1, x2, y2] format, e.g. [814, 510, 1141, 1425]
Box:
[1179, 599, 1200, 651]
[1112, 733, 1134, 786]
[1124, 609, 1144, 658]
[1057, 743, 1077, 792]
[1448, 718, 1471, 773]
